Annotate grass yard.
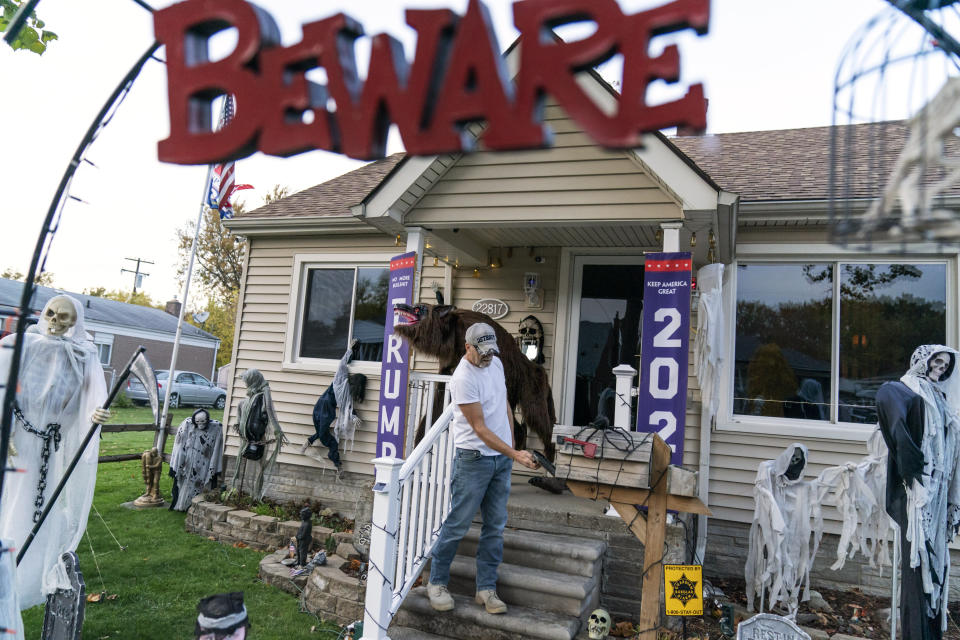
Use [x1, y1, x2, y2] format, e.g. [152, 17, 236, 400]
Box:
[21, 426, 342, 639]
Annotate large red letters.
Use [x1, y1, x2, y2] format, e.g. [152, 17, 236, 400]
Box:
[154, 0, 709, 164]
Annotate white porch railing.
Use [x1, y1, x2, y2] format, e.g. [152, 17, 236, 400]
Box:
[362, 374, 455, 640]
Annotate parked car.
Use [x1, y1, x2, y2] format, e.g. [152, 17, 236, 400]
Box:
[127, 369, 226, 410]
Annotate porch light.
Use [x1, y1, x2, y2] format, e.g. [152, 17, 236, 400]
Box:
[433, 257, 439, 267]
[490, 249, 502, 269]
[690, 231, 697, 247]
[473, 268, 480, 278]
[395, 234, 402, 246]
[655, 228, 663, 245]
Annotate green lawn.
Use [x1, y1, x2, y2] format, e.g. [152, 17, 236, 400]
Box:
[20, 428, 342, 639]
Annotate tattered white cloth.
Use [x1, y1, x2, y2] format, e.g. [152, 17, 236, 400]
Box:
[0, 538, 23, 639]
[816, 430, 892, 572]
[169, 411, 224, 511]
[900, 345, 960, 629]
[0, 296, 105, 609]
[693, 264, 725, 430]
[745, 443, 823, 616]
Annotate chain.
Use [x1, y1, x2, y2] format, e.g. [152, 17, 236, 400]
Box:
[12, 404, 62, 522]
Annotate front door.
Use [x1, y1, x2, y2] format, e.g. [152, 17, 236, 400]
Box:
[563, 256, 645, 426]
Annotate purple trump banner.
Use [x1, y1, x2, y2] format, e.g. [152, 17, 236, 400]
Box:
[375, 251, 417, 459]
[636, 252, 692, 466]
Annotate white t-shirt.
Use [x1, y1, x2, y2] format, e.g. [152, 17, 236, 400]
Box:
[449, 355, 512, 455]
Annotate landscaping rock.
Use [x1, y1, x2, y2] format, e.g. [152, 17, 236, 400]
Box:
[806, 589, 833, 613]
[830, 634, 872, 640]
[258, 549, 309, 596]
[796, 613, 818, 625]
[337, 542, 358, 559]
[798, 626, 828, 640]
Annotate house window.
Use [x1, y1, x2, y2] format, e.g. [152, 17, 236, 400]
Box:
[733, 261, 947, 426]
[299, 266, 389, 362]
[96, 342, 112, 366]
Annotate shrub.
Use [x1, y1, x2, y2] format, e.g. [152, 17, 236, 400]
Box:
[112, 390, 134, 408]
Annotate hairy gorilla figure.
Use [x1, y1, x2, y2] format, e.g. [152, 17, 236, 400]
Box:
[394, 302, 557, 461]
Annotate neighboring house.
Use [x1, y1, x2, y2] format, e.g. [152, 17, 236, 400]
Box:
[0, 279, 221, 386]
[221, 65, 960, 600]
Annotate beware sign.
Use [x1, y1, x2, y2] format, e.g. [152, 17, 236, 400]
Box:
[663, 564, 702, 616]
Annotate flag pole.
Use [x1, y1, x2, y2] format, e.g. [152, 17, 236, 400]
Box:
[158, 164, 213, 455]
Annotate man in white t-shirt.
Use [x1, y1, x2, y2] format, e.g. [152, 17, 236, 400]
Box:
[427, 323, 539, 614]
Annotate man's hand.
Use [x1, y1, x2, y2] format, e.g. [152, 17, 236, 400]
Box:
[513, 450, 539, 470]
[91, 407, 111, 424]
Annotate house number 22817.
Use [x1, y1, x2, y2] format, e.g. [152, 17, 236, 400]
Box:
[472, 299, 509, 320]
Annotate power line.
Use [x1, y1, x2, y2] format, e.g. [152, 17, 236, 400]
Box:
[120, 257, 153, 293]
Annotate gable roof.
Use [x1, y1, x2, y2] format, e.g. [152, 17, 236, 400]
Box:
[671, 120, 960, 203]
[239, 153, 405, 219]
[0, 278, 218, 342]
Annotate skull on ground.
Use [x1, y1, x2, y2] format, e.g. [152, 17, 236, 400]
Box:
[41, 295, 77, 337]
[587, 608, 611, 639]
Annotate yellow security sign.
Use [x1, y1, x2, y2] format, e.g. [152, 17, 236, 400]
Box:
[663, 564, 703, 616]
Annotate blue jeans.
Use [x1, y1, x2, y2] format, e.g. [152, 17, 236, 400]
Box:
[429, 448, 511, 592]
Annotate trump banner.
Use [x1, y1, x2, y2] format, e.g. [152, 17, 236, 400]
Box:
[375, 251, 417, 459]
[636, 252, 692, 466]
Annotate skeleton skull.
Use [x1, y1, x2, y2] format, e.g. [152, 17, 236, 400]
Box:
[587, 608, 611, 639]
[517, 315, 545, 364]
[928, 351, 951, 381]
[41, 295, 77, 337]
[193, 409, 209, 429]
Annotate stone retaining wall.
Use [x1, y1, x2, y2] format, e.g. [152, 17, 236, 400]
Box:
[185, 496, 335, 552]
[224, 456, 374, 523]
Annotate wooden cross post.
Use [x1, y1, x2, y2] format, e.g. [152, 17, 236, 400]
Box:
[565, 434, 709, 640]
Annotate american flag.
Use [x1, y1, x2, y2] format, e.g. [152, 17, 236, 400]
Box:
[208, 95, 253, 219]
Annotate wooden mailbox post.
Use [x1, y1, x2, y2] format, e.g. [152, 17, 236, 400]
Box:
[555, 426, 710, 640]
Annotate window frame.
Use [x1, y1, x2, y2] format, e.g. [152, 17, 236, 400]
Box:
[718, 246, 957, 441]
[93, 333, 113, 367]
[283, 252, 396, 374]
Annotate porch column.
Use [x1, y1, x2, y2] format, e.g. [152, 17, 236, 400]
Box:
[660, 221, 682, 252]
[613, 364, 637, 429]
[405, 227, 425, 369]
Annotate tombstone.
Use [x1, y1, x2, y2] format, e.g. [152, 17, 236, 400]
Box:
[736, 613, 811, 640]
[41, 552, 85, 640]
[353, 521, 372, 558]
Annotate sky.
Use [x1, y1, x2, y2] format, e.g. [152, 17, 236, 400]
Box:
[0, 0, 939, 308]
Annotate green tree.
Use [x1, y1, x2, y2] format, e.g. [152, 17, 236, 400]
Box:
[2, 268, 54, 286]
[83, 287, 161, 309]
[187, 297, 236, 369]
[176, 186, 290, 368]
[1, 0, 57, 54]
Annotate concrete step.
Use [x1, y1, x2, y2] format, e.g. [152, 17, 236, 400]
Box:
[447, 556, 599, 617]
[388, 626, 457, 640]
[397, 587, 580, 640]
[458, 524, 605, 578]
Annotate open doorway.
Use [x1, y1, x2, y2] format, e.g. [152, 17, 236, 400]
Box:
[563, 257, 644, 426]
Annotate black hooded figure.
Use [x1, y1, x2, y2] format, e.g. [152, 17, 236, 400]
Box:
[877, 345, 960, 640]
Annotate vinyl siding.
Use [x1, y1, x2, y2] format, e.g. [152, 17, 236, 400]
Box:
[404, 102, 682, 227]
[224, 233, 398, 478]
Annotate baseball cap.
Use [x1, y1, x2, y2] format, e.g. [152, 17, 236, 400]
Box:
[465, 323, 499, 357]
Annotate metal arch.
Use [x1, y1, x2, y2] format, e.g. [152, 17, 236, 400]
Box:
[0, 40, 161, 506]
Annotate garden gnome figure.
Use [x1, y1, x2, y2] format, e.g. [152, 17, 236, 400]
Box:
[295, 507, 313, 568]
[134, 447, 164, 506]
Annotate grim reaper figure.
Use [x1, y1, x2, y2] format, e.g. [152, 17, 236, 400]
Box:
[877, 345, 960, 640]
[231, 369, 287, 501]
[169, 408, 224, 511]
[745, 443, 823, 616]
[0, 295, 110, 609]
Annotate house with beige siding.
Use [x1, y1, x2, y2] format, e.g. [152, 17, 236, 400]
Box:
[222, 78, 960, 605]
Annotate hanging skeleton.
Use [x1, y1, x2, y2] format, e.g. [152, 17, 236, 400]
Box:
[745, 443, 823, 616]
[875, 345, 960, 639]
[231, 369, 288, 501]
[169, 409, 224, 512]
[0, 295, 110, 611]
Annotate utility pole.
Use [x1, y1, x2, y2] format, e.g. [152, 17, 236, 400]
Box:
[121, 257, 154, 293]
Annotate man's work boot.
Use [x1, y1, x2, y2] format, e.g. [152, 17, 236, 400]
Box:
[427, 583, 454, 612]
[475, 590, 507, 614]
